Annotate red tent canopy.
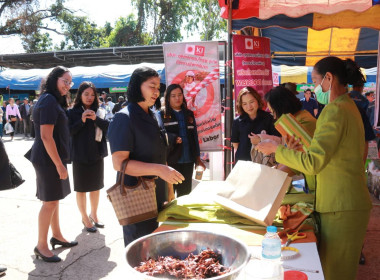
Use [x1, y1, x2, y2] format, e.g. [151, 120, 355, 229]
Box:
[219, 0, 378, 21]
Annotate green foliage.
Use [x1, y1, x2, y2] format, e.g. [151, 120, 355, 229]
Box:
[185, 0, 227, 41]
[0, 0, 67, 36]
[131, 0, 226, 44]
[106, 15, 150, 47]
[57, 13, 107, 50]
[0, 0, 226, 52]
[22, 32, 53, 53]
[132, 0, 190, 44]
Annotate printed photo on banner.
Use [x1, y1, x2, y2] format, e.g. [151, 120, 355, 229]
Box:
[163, 41, 222, 151]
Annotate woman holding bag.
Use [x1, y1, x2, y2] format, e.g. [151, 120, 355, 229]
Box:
[5, 98, 22, 141]
[108, 66, 184, 246]
[160, 84, 205, 197]
[67, 82, 109, 233]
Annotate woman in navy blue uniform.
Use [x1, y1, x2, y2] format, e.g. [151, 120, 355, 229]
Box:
[67, 82, 109, 233]
[160, 84, 205, 197]
[231, 86, 280, 162]
[108, 67, 184, 246]
[27, 66, 78, 262]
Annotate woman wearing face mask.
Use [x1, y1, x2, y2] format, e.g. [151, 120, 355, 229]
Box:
[231, 86, 280, 162]
[67, 82, 109, 233]
[26, 66, 78, 262]
[160, 84, 205, 197]
[256, 57, 372, 280]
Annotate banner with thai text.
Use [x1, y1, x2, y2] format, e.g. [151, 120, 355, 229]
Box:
[163, 42, 222, 151]
[233, 35, 273, 100]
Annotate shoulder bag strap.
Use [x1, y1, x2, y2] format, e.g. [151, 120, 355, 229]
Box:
[118, 159, 150, 192]
[118, 159, 129, 196]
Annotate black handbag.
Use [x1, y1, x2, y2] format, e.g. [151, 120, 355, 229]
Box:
[9, 162, 25, 188]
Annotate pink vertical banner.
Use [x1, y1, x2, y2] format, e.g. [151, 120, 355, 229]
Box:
[233, 35, 273, 100]
[163, 42, 222, 151]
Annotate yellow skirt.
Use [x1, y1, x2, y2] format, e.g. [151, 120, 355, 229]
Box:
[318, 209, 370, 280]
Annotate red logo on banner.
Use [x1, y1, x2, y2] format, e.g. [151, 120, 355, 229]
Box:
[185, 44, 205, 56]
[245, 38, 260, 50]
[245, 38, 253, 50]
[186, 45, 195, 55]
[195, 46, 205, 56]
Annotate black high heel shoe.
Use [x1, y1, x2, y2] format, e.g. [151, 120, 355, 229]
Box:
[34, 247, 61, 263]
[50, 237, 78, 250]
[89, 215, 105, 228]
[82, 221, 97, 233]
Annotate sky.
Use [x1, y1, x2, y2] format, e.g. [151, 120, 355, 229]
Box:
[0, 0, 135, 54]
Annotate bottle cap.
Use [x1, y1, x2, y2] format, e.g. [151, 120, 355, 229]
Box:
[267, 226, 277, 233]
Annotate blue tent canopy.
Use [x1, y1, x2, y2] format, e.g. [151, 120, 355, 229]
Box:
[0, 62, 374, 91]
[0, 63, 226, 91]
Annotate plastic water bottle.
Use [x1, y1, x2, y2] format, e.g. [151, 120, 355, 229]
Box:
[262, 226, 282, 261]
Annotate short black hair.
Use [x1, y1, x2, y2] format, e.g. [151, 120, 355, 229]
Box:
[304, 88, 312, 93]
[365, 91, 375, 97]
[314, 57, 366, 87]
[127, 67, 159, 103]
[265, 86, 302, 119]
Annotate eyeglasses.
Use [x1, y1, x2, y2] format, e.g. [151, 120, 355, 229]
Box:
[59, 78, 74, 88]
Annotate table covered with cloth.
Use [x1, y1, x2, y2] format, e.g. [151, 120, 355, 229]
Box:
[156, 188, 318, 246]
[154, 186, 324, 279]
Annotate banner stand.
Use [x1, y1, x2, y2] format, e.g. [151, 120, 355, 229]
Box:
[225, 0, 234, 178]
[375, 31, 380, 128]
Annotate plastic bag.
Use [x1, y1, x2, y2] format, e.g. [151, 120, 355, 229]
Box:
[4, 122, 14, 134]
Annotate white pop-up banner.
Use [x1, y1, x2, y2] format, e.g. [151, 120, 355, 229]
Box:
[163, 42, 222, 151]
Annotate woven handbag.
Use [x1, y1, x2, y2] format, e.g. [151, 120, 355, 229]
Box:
[106, 159, 158, 225]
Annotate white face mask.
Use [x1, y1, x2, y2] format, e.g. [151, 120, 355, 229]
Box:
[314, 74, 331, 105]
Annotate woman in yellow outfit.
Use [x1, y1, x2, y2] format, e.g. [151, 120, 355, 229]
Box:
[256, 56, 372, 280]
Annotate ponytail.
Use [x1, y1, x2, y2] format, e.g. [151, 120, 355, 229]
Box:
[344, 59, 366, 87]
[314, 56, 366, 87]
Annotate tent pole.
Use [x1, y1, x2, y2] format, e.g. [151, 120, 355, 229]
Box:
[224, 0, 233, 178]
[375, 31, 380, 128]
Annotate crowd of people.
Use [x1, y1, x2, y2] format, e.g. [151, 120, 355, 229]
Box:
[0, 56, 376, 280]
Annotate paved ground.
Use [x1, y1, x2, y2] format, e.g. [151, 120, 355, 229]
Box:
[0, 134, 206, 279]
[1, 133, 379, 279]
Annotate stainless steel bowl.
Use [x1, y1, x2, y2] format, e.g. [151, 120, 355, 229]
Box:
[125, 229, 251, 279]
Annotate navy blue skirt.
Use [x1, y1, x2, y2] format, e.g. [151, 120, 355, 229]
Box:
[73, 159, 104, 192]
[33, 163, 71, 201]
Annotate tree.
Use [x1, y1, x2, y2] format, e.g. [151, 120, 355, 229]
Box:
[131, 0, 226, 44]
[57, 13, 107, 50]
[106, 15, 150, 47]
[0, 0, 68, 36]
[22, 32, 53, 53]
[185, 0, 227, 41]
[132, 0, 190, 44]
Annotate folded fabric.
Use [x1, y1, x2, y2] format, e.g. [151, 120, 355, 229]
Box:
[278, 202, 314, 231]
[275, 113, 312, 152]
[158, 194, 285, 227]
[158, 193, 316, 227]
